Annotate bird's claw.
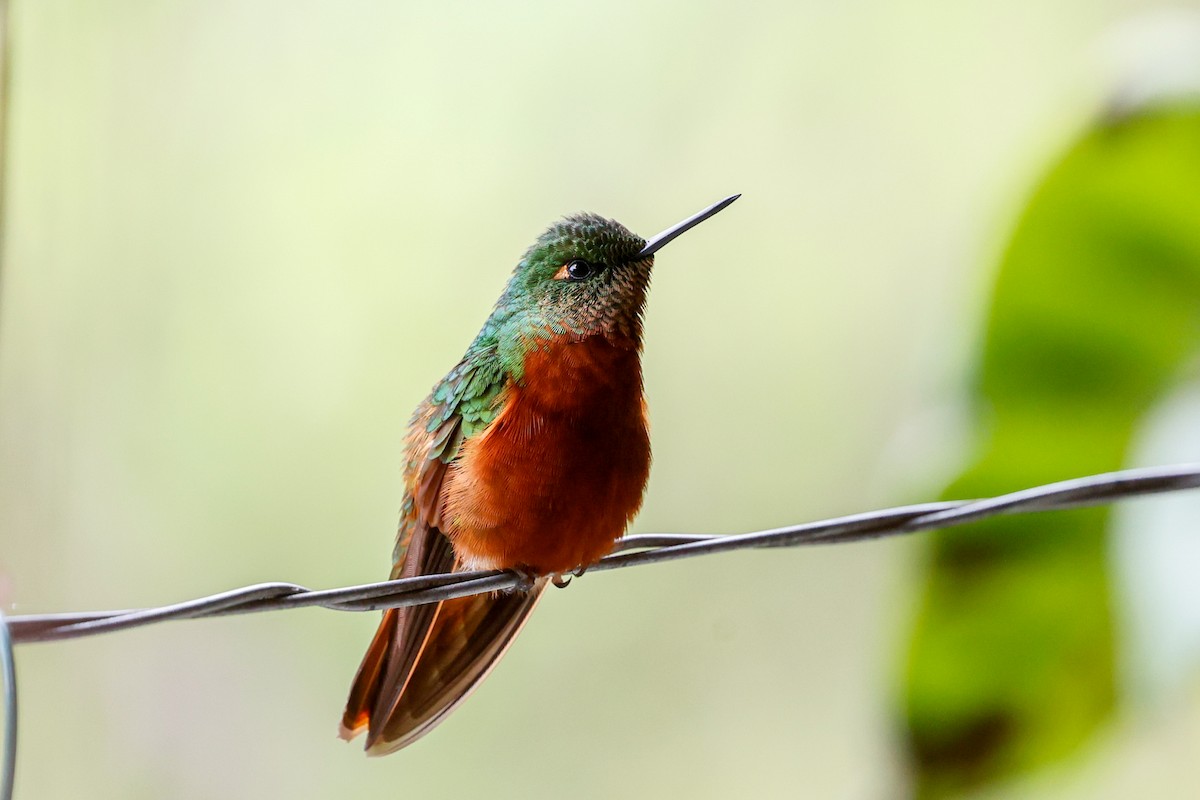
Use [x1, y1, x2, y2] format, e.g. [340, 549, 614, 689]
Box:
[551, 563, 591, 588]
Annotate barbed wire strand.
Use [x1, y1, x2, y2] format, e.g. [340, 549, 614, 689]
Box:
[2, 464, 1200, 797]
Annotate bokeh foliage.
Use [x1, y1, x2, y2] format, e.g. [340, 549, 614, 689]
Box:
[903, 104, 1200, 797]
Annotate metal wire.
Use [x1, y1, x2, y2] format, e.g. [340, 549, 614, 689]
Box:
[7, 463, 1200, 645]
[0, 611, 16, 800]
[1, 463, 1198, 798]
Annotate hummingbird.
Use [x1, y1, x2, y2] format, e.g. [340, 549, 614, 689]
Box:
[339, 195, 740, 754]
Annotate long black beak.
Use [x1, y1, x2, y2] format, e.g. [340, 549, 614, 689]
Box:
[638, 194, 740, 258]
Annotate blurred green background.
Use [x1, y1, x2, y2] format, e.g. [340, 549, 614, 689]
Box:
[2, 2, 1200, 798]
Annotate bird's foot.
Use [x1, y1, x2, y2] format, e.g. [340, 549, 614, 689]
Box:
[551, 563, 592, 589]
[506, 566, 540, 593]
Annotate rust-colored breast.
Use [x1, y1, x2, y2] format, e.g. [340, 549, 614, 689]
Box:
[442, 336, 651, 574]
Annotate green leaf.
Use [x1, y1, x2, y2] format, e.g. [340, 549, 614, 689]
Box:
[902, 104, 1200, 798]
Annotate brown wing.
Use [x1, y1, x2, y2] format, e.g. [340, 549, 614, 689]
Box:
[337, 479, 454, 744]
[339, 497, 546, 753]
[340, 369, 544, 753]
[362, 579, 547, 754]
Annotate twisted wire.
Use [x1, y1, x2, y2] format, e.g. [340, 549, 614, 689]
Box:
[3, 463, 1200, 798]
[8, 463, 1199, 646]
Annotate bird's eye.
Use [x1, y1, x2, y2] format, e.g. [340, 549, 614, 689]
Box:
[565, 259, 595, 281]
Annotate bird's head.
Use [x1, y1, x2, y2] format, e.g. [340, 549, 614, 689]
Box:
[499, 195, 739, 348]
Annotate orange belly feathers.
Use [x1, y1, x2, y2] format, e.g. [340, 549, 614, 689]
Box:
[444, 335, 651, 573]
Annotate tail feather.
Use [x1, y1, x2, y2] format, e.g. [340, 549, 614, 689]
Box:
[339, 608, 396, 741]
[340, 580, 547, 754]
